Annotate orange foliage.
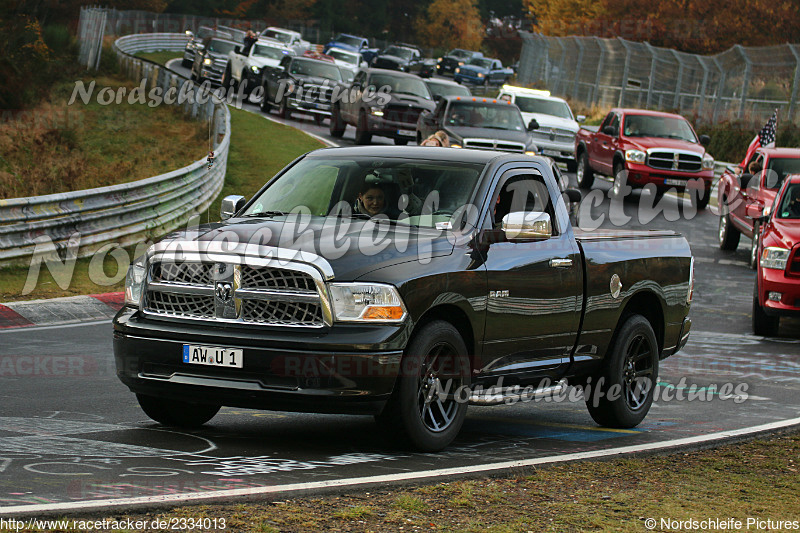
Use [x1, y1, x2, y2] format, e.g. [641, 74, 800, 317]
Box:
[414, 0, 483, 51]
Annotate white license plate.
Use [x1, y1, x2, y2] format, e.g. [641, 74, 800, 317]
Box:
[183, 344, 243, 369]
[542, 149, 561, 157]
[398, 129, 415, 137]
[663, 178, 685, 186]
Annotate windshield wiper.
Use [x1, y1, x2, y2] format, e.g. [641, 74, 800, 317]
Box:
[241, 211, 290, 218]
[483, 125, 513, 130]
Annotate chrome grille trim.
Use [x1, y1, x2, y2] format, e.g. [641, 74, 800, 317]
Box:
[141, 250, 333, 328]
[463, 138, 525, 153]
[646, 149, 703, 172]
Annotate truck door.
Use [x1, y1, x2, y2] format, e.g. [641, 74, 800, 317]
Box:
[592, 112, 618, 176]
[267, 55, 292, 104]
[478, 168, 583, 380]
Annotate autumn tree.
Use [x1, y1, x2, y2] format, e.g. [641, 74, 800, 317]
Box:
[414, 0, 483, 52]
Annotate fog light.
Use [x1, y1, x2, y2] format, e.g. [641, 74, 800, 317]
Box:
[768, 292, 782, 302]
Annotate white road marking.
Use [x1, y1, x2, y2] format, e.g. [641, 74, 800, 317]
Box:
[3, 416, 799, 515]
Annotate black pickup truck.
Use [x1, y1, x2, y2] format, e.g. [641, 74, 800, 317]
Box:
[114, 146, 694, 452]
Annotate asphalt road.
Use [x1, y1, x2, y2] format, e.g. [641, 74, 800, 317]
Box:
[1, 66, 799, 514]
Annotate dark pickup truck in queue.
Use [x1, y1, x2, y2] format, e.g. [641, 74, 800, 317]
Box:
[329, 68, 435, 145]
[115, 146, 694, 452]
[417, 95, 538, 154]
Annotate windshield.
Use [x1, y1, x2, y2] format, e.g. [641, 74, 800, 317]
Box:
[383, 46, 414, 60]
[767, 158, 800, 189]
[241, 157, 485, 228]
[622, 115, 698, 142]
[446, 102, 525, 131]
[370, 74, 430, 98]
[777, 183, 800, 219]
[426, 82, 470, 99]
[468, 58, 493, 69]
[448, 49, 471, 59]
[514, 96, 573, 120]
[335, 35, 364, 47]
[289, 59, 343, 81]
[206, 40, 237, 55]
[328, 49, 358, 64]
[252, 44, 289, 60]
[263, 30, 291, 44]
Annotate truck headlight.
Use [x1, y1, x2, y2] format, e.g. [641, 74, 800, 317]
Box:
[455, 67, 461, 74]
[124, 256, 146, 307]
[702, 153, 715, 170]
[525, 150, 537, 156]
[625, 149, 646, 164]
[458, 61, 465, 66]
[328, 283, 407, 322]
[203, 58, 212, 65]
[477, 73, 484, 78]
[760, 247, 790, 270]
[370, 106, 384, 116]
[250, 65, 261, 74]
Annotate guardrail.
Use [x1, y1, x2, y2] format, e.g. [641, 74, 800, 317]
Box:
[0, 33, 230, 267]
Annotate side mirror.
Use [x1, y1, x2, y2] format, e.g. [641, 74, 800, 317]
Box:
[699, 134, 710, 146]
[603, 125, 616, 136]
[576, 114, 586, 123]
[527, 119, 540, 131]
[502, 211, 552, 241]
[221, 195, 246, 220]
[564, 188, 582, 203]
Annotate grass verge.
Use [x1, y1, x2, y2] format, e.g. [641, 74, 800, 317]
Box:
[14, 430, 798, 532]
[134, 51, 183, 67]
[0, 105, 324, 303]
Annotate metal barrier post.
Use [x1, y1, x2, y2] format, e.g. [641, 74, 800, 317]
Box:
[735, 45, 751, 119]
[788, 44, 800, 123]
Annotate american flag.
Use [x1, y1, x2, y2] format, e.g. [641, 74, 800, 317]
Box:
[742, 110, 778, 167]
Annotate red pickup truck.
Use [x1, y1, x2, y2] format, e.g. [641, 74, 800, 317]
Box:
[717, 148, 800, 268]
[575, 109, 714, 209]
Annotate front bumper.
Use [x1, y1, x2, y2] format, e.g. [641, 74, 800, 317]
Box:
[759, 269, 800, 317]
[366, 115, 418, 140]
[199, 66, 224, 84]
[624, 163, 714, 191]
[454, 72, 485, 84]
[287, 97, 332, 117]
[532, 140, 576, 162]
[113, 307, 406, 415]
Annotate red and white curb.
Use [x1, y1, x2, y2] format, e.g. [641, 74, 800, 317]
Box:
[0, 293, 124, 329]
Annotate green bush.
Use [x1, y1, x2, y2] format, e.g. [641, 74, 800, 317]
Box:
[696, 120, 800, 163]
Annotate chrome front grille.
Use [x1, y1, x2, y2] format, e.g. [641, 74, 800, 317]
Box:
[648, 151, 702, 172]
[531, 128, 575, 144]
[291, 83, 332, 104]
[144, 260, 326, 327]
[463, 138, 525, 153]
[383, 105, 424, 125]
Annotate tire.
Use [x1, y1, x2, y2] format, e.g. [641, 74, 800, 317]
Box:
[718, 200, 741, 250]
[689, 187, 710, 210]
[752, 288, 779, 336]
[181, 58, 191, 68]
[749, 222, 760, 270]
[566, 159, 578, 173]
[329, 105, 345, 137]
[394, 138, 409, 146]
[585, 315, 659, 428]
[259, 87, 271, 113]
[278, 97, 291, 119]
[376, 321, 470, 452]
[221, 65, 234, 91]
[610, 161, 625, 199]
[314, 114, 324, 126]
[136, 394, 220, 428]
[355, 111, 372, 145]
[576, 151, 594, 188]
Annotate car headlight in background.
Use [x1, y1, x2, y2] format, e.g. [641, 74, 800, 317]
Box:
[625, 149, 646, 164]
[477, 73, 484, 78]
[455, 67, 461, 74]
[702, 153, 715, 170]
[203, 57, 212, 65]
[250, 65, 261, 74]
[124, 256, 146, 307]
[458, 61, 465, 66]
[760, 247, 790, 270]
[370, 106, 384, 116]
[328, 283, 407, 322]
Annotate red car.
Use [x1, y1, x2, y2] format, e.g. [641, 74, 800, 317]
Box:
[752, 174, 800, 335]
[718, 148, 800, 268]
[575, 108, 715, 208]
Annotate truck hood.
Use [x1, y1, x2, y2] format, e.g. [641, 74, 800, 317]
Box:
[153, 217, 456, 281]
[764, 218, 800, 251]
[326, 42, 359, 53]
[520, 112, 578, 133]
[624, 136, 706, 155]
[376, 55, 407, 66]
[247, 56, 283, 69]
[388, 93, 435, 109]
[446, 126, 530, 145]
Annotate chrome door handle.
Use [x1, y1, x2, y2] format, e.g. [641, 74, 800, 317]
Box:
[550, 258, 573, 268]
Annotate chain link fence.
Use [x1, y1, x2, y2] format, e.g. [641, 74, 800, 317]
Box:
[517, 32, 800, 126]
